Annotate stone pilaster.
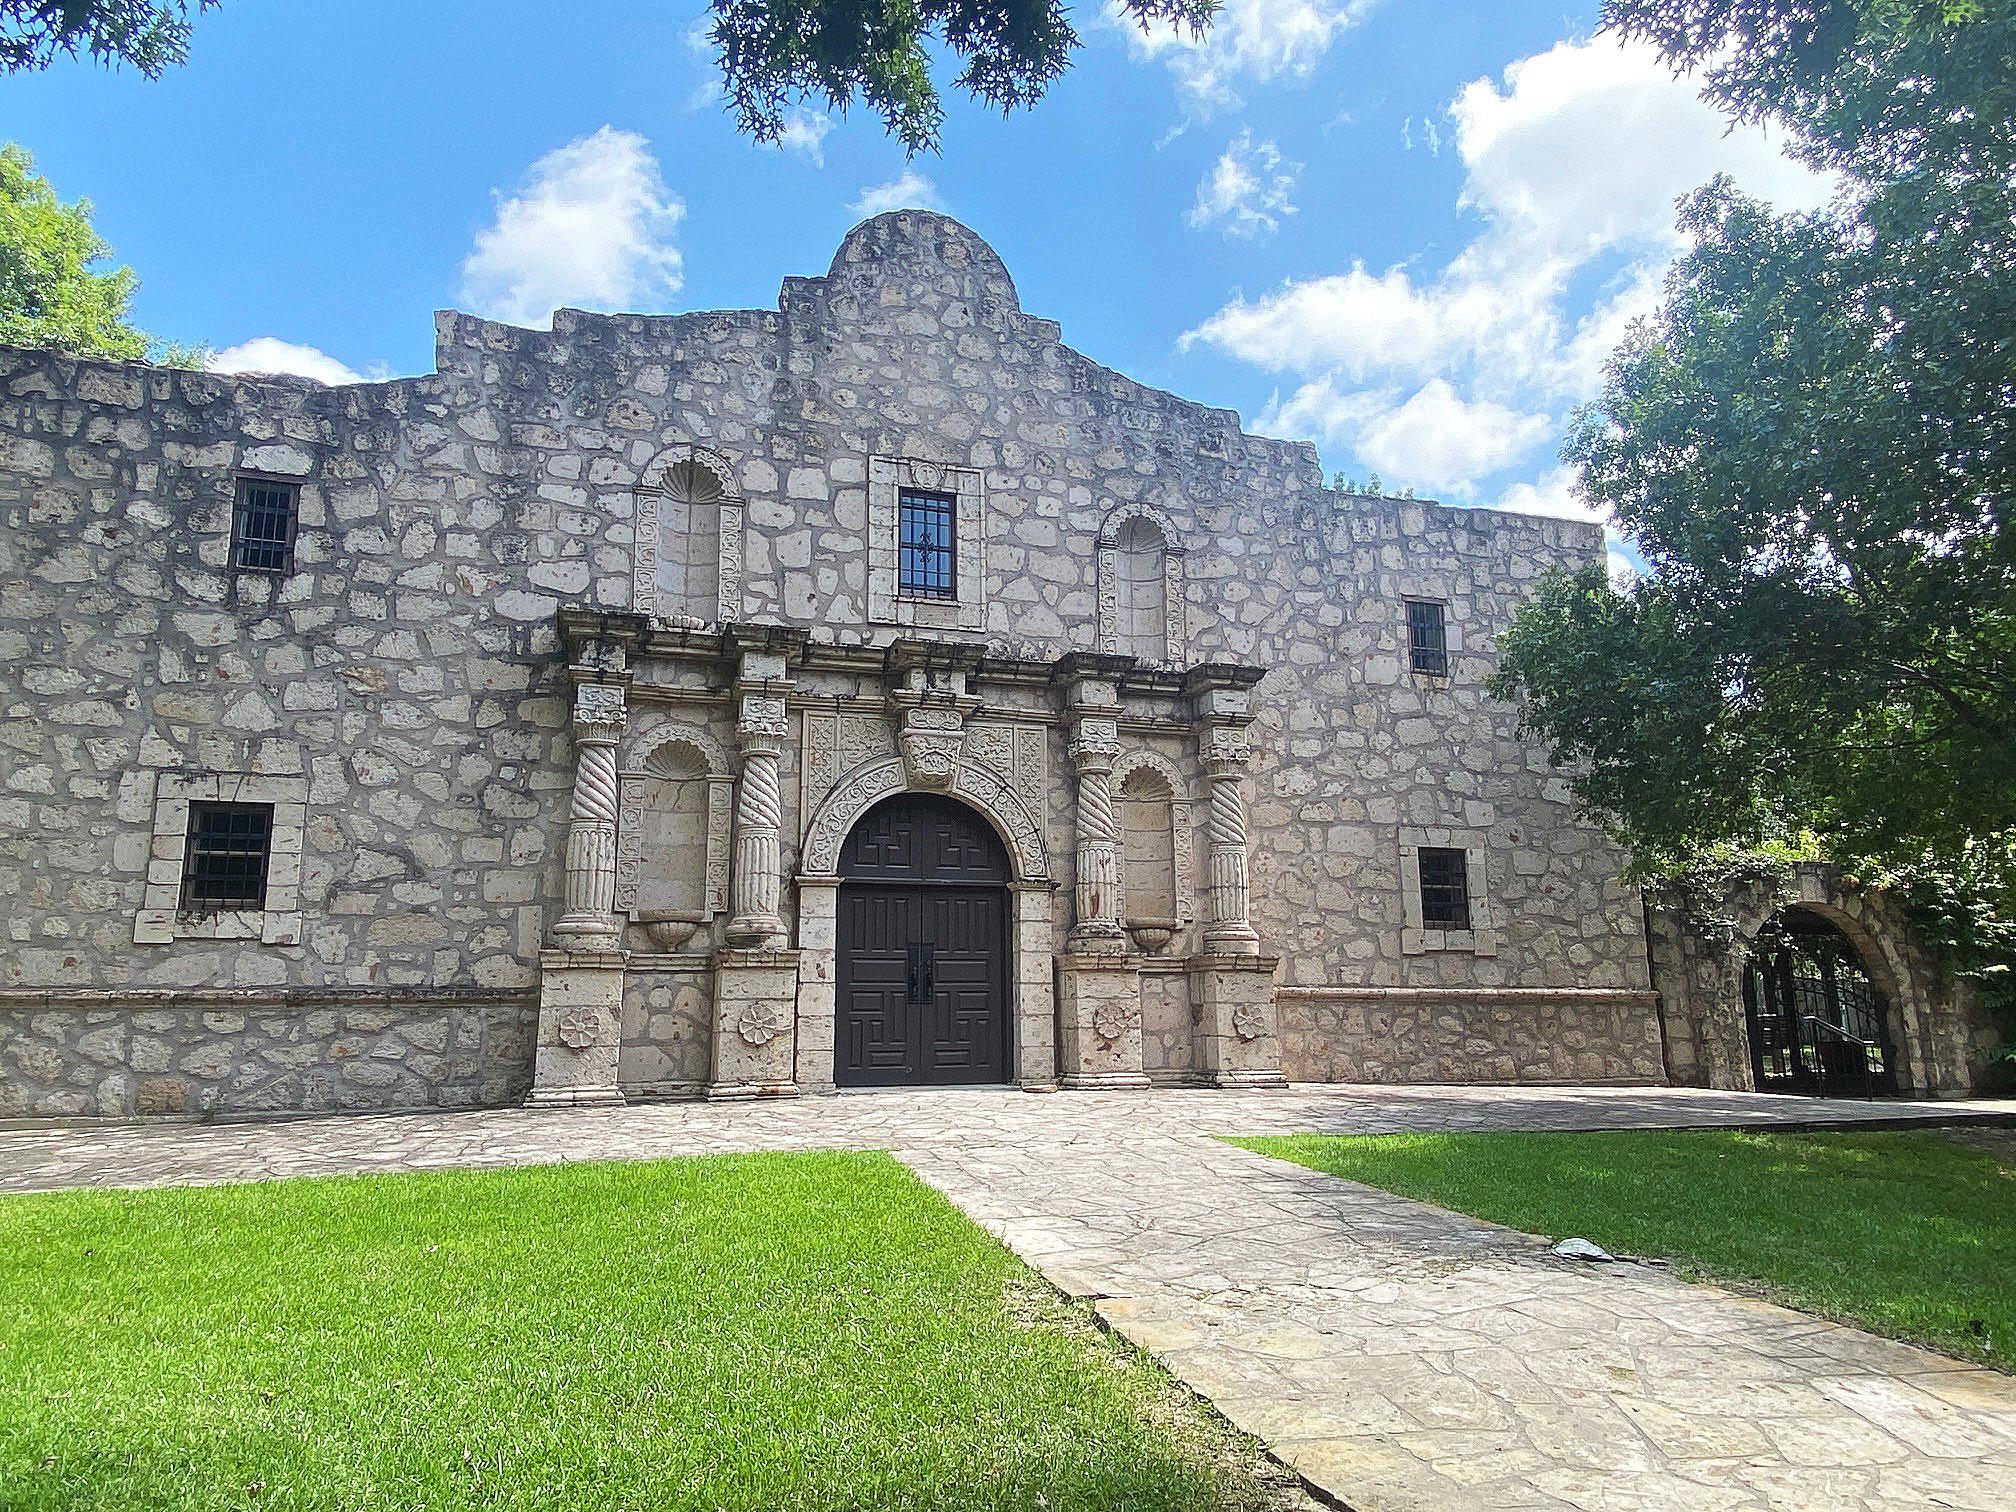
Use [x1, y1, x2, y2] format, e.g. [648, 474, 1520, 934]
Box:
[1065, 693, 1127, 953]
[550, 683, 627, 947]
[707, 947, 803, 1099]
[1199, 725, 1261, 956]
[1191, 952, 1287, 1088]
[725, 650, 791, 950]
[1056, 951, 1151, 1090]
[530, 679, 630, 1108]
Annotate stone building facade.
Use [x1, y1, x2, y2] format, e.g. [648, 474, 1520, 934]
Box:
[6, 210, 1712, 1118]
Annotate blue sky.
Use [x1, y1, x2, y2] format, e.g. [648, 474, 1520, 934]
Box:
[9, 0, 1827, 541]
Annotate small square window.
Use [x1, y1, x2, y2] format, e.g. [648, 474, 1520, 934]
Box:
[898, 489, 957, 600]
[232, 477, 299, 573]
[181, 803, 274, 911]
[1417, 846, 1471, 931]
[1406, 600, 1448, 676]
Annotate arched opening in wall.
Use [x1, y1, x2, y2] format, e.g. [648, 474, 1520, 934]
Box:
[657, 458, 724, 624]
[1114, 517, 1169, 661]
[1742, 907, 1900, 1097]
[834, 792, 1010, 1088]
[630, 742, 711, 947]
[1119, 767, 1178, 952]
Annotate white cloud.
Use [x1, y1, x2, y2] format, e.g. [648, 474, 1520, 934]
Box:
[1450, 37, 1826, 265]
[1186, 35, 1832, 494]
[207, 338, 370, 386]
[1187, 131, 1300, 239]
[1261, 378, 1549, 495]
[849, 170, 943, 218]
[776, 108, 835, 166]
[459, 127, 684, 329]
[1115, 0, 1375, 110]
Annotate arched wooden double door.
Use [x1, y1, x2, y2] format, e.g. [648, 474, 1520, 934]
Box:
[835, 793, 1011, 1087]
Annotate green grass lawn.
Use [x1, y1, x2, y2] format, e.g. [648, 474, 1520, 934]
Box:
[1231, 1128, 2016, 1372]
[0, 1152, 1285, 1511]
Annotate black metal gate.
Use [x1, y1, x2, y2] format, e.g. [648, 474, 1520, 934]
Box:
[1742, 910, 1899, 1097]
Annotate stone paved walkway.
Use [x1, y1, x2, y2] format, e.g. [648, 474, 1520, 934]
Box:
[5, 1084, 2015, 1510]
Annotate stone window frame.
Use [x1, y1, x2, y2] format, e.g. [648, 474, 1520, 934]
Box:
[1401, 596, 1455, 683]
[134, 771, 307, 945]
[1399, 825, 1497, 956]
[614, 722, 736, 919]
[1112, 747, 1195, 927]
[1097, 501, 1188, 664]
[868, 456, 985, 630]
[633, 443, 745, 626]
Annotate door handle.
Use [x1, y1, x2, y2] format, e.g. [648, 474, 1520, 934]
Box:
[906, 943, 935, 1004]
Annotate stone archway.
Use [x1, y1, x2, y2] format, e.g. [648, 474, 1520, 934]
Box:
[792, 758, 1057, 1094]
[833, 792, 1013, 1087]
[1742, 905, 1903, 1096]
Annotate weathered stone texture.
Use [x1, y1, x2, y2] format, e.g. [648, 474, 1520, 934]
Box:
[0, 990, 534, 1118]
[1277, 987, 1666, 1085]
[0, 211, 1669, 1113]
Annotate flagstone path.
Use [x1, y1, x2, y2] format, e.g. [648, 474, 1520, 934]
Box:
[5, 1084, 2014, 1510]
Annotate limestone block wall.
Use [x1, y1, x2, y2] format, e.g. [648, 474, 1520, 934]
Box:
[0, 210, 1663, 1114]
[1276, 987, 1665, 1085]
[618, 962, 713, 1100]
[0, 988, 535, 1119]
[0, 348, 581, 1116]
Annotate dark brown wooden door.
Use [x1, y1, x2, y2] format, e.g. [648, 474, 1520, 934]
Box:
[836, 795, 1009, 1087]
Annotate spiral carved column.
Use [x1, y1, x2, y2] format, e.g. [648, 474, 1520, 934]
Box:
[726, 709, 788, 949]
[551, 686, 627, 946]
[1068, 720, 1127, 951]
[1202, 731, 1260, 955]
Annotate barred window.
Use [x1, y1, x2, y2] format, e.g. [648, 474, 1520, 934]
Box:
[1417, 846, 1471, 931]
[232, 477, 299, 573]
[1406, 599, 1448, 676]
[898, 489, 956, 599]
[180, 803, 274, 911]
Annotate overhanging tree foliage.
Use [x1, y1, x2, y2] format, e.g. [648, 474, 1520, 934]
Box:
[1493, 0, 2014, 879]
[709, 0, 1216, 153]
[1, 0, 215, 75]
[0, 143, 195, 363]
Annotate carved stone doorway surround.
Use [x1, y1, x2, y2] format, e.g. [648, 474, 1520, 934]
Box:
[793, 743, 1058, 1096]
[528, 615, 1288, 1107]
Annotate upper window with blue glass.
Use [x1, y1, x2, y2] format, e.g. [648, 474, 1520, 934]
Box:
[898, 489, 957, 599]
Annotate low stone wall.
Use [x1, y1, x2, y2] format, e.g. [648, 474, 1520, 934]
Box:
[1276, 987, 1666, 1085]
[0, 988, 538, 1120]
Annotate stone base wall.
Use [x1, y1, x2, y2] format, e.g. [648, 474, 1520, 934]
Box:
[1276, 987, 1666, 1085]
[619, 958, 713, 1101]
[0, 989, 536, 1120]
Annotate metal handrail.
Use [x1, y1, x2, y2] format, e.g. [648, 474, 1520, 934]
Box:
[1800, 1015, 1876, 1101]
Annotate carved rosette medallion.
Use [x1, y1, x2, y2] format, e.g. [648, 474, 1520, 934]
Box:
[555, 1010, 598, 1050]
[1091, 1000, 1139, 1043]
[736, 1002, 790, 1046]
[1232, 1002, 1266, 1042]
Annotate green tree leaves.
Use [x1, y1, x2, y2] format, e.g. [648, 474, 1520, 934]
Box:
[707, 0, 1217, 154]
[0, 144, 192, 363]
[0, 1, 215, 76]
[1494, 1, 2015, 877]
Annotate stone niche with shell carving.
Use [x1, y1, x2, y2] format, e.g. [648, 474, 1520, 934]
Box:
[633, 446, 745, 628]
[615, 721, 735, 952]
